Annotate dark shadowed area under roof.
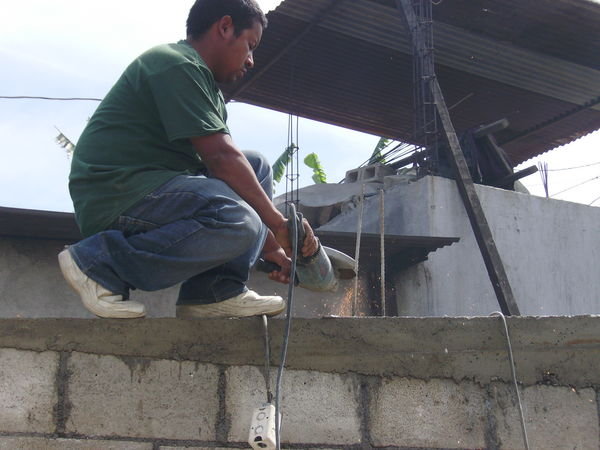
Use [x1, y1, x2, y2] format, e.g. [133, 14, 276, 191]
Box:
[222, 0, 600, 166]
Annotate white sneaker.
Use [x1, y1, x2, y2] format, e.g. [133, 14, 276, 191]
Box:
[176, 289, 285, 319]
[58, 249, 146, 319]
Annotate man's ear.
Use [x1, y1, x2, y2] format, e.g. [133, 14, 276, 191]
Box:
[216, 15, 235, 39]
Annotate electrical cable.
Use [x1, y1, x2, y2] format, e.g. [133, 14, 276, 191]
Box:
[588, 195, 600, 206]
[379, 189, 386, 316]
[353, 184, 365, 315]
[261, 314, 273, 403]
[551, 175, 600, 197]
[0, 95, 102, 102]
[274, 202, 299, 450]
[546, 161, 600, 171]
[490, 312, 530, 450]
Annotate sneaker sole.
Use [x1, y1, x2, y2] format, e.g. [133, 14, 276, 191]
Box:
[58, 250, 146, 319]
[175, 300, 285, 319]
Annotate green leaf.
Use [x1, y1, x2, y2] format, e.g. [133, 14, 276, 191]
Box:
[304, 152, 327, 184]
[368, 137, 390, 165]
[272, 143, 297, 183]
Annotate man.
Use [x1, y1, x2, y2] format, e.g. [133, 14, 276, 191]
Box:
[59, 0, 317, 319]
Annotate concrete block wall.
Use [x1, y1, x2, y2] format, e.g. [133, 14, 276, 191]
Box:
[1, 347, 599, 449]
[0, 237, 371, 319]
[0, 238, 178, 319]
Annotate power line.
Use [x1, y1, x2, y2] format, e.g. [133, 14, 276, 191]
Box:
[0, 95, 102, 102]
[589, 195, 600, 206]
[546, 161, 600, 172]
[551, 175, 600, 197]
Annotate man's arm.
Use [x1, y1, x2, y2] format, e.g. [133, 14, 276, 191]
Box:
[190, 133, 317, 257]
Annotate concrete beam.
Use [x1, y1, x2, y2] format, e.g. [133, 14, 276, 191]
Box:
[0, 316, 598, 387]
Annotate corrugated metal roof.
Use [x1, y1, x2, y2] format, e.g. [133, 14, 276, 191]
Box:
[222, 0, 600, 165]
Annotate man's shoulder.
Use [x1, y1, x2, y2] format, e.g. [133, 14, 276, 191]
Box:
[138, 41, 205, 72]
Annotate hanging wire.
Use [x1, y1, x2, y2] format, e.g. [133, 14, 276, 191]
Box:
[261, 315, 273, 403]
[379, 189, 386, 316]
[284, 114, 300, 216]
[353, 184, 366, 316]
[0, 95, 102, 101]
[545, 161, 600, 171]
[588, 195, 600, 206]
[551, 175, 600, 197]
[349, 141, 420, 180]
[490, 312, 530, 450]
[275, 203, 299, 450]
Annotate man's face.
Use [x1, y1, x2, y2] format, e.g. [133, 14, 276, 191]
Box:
[215, 19, 263, 84]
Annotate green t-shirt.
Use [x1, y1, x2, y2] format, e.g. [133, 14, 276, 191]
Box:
[70, 40, 229, 237]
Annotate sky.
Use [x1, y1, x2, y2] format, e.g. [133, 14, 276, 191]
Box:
[1, 0, 598, 213]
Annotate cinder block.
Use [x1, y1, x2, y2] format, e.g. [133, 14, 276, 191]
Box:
[491, 383, 599, 449]
[0, 437, 151, 449]
[0, 349, 58, 433]
[66, 352, 219, 440]
[370, 377, 486, 448]
[159, 447, 231, 450]
[159, 448, 336, 450]
[226, 365, 362, 445]
[159, 448, 230, 450]
[344, 163, 395, 184]
[159, 447, 336, 450]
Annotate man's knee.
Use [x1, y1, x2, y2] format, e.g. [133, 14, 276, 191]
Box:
[243, 151, 271, 177]
[235, 204, 263, 251]
[243, 150, 273, 198]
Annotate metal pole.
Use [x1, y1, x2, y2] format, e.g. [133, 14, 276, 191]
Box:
[395, 0, 521, 315]
[379, 189, 386, 316]
[353, 184, 365, 316]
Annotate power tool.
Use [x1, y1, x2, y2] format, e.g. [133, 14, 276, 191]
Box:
[256, 211, 356, 292]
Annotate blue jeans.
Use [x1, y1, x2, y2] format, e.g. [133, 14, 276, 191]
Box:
[69, 151, 271, 305]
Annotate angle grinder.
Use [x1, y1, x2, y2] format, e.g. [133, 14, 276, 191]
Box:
[256, 211, 356, 292]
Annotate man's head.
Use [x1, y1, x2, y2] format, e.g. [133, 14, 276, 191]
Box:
[186, 0, 267, 40]
[186, 0, 267, 84]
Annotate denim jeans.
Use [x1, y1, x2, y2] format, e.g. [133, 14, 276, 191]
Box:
[69, 150, 271, 305]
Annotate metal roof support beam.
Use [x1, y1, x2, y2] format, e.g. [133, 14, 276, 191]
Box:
[395, 0, 521, 316]
[225, 0, 346, 103]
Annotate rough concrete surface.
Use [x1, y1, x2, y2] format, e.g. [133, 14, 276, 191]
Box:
[226, 365, 362, 445]
[0, 349, 58, 433]
[65, 352, 219, 440]
[370, 377, 486, 448]
[0, 438, 151, 449]
[0, 237, 178, 318]
[320, 175, 600, 316]
[490, 383, 599, 449]
[1, 316, 599, 387]
[159, 448, 231, 450]
[4, 176, 600, 320]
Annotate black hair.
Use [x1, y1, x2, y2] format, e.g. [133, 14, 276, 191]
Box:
[186, 0, 267, 39]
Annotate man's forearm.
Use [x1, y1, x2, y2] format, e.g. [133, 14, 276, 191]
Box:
[191, 134, 285, 231]
[212, 151, 284, 229]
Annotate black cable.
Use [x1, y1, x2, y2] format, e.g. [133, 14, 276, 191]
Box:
[589, 195, 600, 206]
[551, 175, 600, 197]
[546, 161, 600, 171]
[275, 202, 298, 450]
[490, 312, 530, 450]
[0, 95, 102, 102]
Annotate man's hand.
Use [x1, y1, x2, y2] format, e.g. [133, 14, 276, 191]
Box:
[262, 247, 291, 284]
[273, 218, 319, 258]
